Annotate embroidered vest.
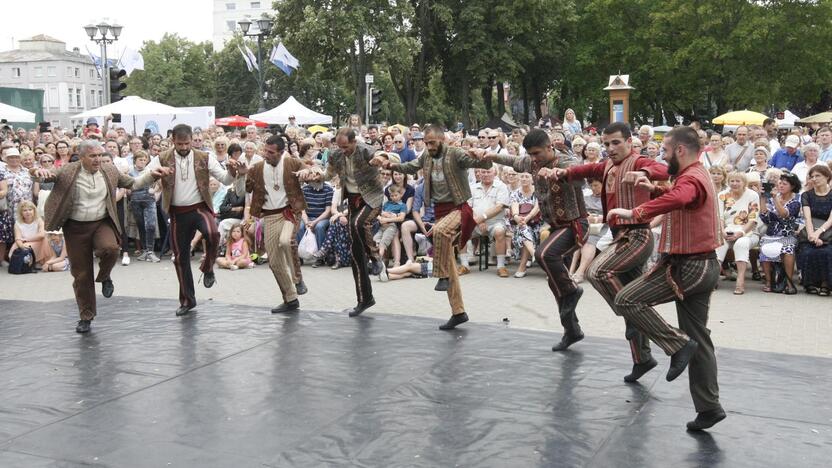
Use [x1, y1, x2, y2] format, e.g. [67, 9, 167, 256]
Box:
[658, 164, 723, 254]
[158, 149, 213, 212]
[604, 153, 654, 226]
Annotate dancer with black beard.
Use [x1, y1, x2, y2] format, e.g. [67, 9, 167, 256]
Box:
[608, 126, 726, 432]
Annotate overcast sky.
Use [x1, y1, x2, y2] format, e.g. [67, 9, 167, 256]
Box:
[0, 0, 213, 55]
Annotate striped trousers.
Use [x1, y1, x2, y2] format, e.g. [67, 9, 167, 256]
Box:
[432, 209, 465, 314]
[615, 257, 721, 412]
[587, 227, 654, 364]
[535, 221, 587, 335]
[346, 200, 380, 305]
[263, 213, 298, 303]
[169, 203, 219, 308]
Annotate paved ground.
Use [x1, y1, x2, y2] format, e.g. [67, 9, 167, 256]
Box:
[2, 257, 831, 358]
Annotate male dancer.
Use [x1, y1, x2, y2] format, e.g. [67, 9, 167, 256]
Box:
[481, 129, 588, 347]
[321, 128, 388, 317]
[383, 125, 492, 330]
[34, 140, 166, 332]
[145, 124, 241, 316]
[236, 135, 309, 313]
[608, 126, 725, 431]
[548, 122, 669, 382]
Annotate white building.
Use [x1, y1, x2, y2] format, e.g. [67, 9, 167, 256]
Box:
[0, 35, 104, 129]
[213, 0, 270, 51]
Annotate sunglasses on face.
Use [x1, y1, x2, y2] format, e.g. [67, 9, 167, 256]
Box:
[34, 151, 43, 155]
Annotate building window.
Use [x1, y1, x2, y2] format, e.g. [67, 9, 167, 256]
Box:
[251, 1, 261, 7]
[12, 67, 21, 78]
[75, 67, 80, 78]
[34, 67, 43, 77]
[76, 89, 82, 108]
[67, 88, 74, 108]
[226, 20, 236, 31]
[226, 2, 236, 10]
[49, 87, 58, 110]
[89, 69, 94, 78]
[98, 91, 103, 107]
[90, 90, 96, 107]
[47, 66, 56, 77]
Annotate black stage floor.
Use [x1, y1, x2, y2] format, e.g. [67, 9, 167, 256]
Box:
[0, 297, 829, 467]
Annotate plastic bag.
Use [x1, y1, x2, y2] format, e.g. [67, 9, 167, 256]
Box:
[298, 229, 317, 260]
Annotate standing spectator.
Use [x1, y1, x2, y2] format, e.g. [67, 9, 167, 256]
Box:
[758, 171, 802, 294]
[769, 135, 803, 171]
[715, 172, 760, 294]
[797, 165, 832, 295]
[792, 142, 821, 188]
[709, 165, 728, 192]
[563, 109, 582, 137]
[298, 165, 334, 263]
[763, 118, 781, 154]
[724, 126, 754, 171]
[2, 148, 34, 217]
[128, 151, 160, 262]
[701, 133, 729, 168]
[509, 172, 540, 278]
[393, 134, 416, 162]
[637, 125, 653, 153]
[817, 126, 832, 162]
[0, 169, 13, 266]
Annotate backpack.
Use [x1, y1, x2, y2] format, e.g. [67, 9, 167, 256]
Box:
[9, 247, 35, 274]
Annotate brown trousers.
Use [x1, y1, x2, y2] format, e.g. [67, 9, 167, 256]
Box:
[432, 209, 465, 314]
[63, 219, 120, 321]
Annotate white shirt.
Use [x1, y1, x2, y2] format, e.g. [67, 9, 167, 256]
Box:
[792, 160, 818, 186]
[469, 179, 510, 226]
[70, 169, 108, 222]
[488, 144, 509, 156]
[262, 157, 288, 210]
[147, 151, 234, 207]
[770, 138, 781, 155]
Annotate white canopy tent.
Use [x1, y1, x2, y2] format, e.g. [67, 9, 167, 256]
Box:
[776, 110, 800, 128]
[71, 96, 191, 134]
[0, 102, 36, 123]
[249, 96, 333, 125]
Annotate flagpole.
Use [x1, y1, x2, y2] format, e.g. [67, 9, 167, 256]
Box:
[256, 35, 265, 112]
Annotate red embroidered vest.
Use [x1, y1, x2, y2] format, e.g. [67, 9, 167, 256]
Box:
[658, 164, 723, 254]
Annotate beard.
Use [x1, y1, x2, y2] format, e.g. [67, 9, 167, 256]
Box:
[667, 155, 680, 175]
[429, 143, 443, 158]
[176, 148, 190, 157]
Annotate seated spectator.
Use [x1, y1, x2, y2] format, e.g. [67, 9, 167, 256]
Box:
[393, 134, 416, 162]
[792, 142, 821, 189]
[401, 178, 434, 264]
[462, 167, 511, 277]
[42, 230, 69, 272]
[709, 165, 728, 192]
[509, 173, 540, 278]
[298, 166, 334, 264]
[385, 257, 433, 280]
[758, 171, 802, 294]
[570, 178, 607, 283]
[583, 142, 602, 163]
[746, 146, 771, 184]
[769, 135, 803, 171]
[374, 185, 407, 272]
[715, 172, 760, 294]
[797, 165, 832, 295]
[217, 179, 247, 248]
[10, 200, 50, 268]
[314, 176, 351, 269]
[216, 224, 252, 270]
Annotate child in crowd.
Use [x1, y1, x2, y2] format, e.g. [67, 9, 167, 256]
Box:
[374, 185, 407, 269]
[216, 224, 253, 270]
[384, 257, 433, 281]
[128, 151, 160, 262]
[10, 200, 50, 268]
[42, 230, 69, 272]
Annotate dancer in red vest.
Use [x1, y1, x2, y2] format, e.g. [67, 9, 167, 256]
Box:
[608, 126, 725, 432]
[549, 122, 669, 382]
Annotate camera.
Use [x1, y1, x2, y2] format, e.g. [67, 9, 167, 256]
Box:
[762, 181, 775, 195]
[111, 113, 122, 123]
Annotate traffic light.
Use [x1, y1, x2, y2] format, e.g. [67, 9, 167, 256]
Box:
[109, 67, 127, 103]
[371, 88, 383, 117]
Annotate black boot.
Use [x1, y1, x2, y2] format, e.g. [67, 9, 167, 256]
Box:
[686, 408, 726, 431]
[345, 297, 376, 317]
[271, 299, 300, 314]
[295, 280, 308, 295]
[624, 357, 658, 383]
[101, 280, 114, 298]
[175, 304, 196, 317]
[75, 320, 91, 333]
[434, 278, 449, 291]
[551, 332, 584, 351]
[439, 312, 469, 330]
[667, 340, 698, 381]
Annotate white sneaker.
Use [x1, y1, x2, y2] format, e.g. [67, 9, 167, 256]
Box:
[136, 251, 149, 262]
[230, 265, 239, 271]
[247, 262, 255, 269]
[122, 253, 130, 266]
[514, 270, 527, 278]
[378, 262, 388, 282]
[146, 251, 161, 263]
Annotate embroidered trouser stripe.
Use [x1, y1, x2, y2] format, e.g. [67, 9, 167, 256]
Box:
[263, 213, 298, 302]
[587, 227, 654, 364]
[290, 217, 302, 283]
[432, 210, 465, 314]
[535, 225, 581, 334]
[170, 206, 219, 307]
[614, 258, 721, 411]
[347, 202, 380, 304]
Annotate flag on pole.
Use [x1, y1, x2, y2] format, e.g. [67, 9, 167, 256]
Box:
[238, 45, 254, 72]
[244, 44, 259, 70]
[118, 48, 145, 76]
[269, 42, 299, 76]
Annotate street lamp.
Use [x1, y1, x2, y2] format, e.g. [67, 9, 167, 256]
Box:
[84, 22, 123, 105]
[239, 16, 274, 112]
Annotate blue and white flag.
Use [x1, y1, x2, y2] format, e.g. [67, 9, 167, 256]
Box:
[244, 44, 259, 70]
[269, 42, 299, 76]
[238, 45, 254, 72]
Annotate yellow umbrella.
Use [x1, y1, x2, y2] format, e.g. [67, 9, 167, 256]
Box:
[307, 125, 329, 134]
[712, 110, 769, 126]
[797, 112, 832, 124]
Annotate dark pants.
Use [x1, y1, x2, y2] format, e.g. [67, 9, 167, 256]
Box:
[116, 199, 128, 253]
[587, 227, 654, 364]
[63, 219, 120, 321]
[169, 203, 219, 308]
[535, 220, 587, 336]
[346, 197, 380, 305]
[155, 204, 170, 253]
[130, 198, 157, 251]
[615, 257, 721, 412]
